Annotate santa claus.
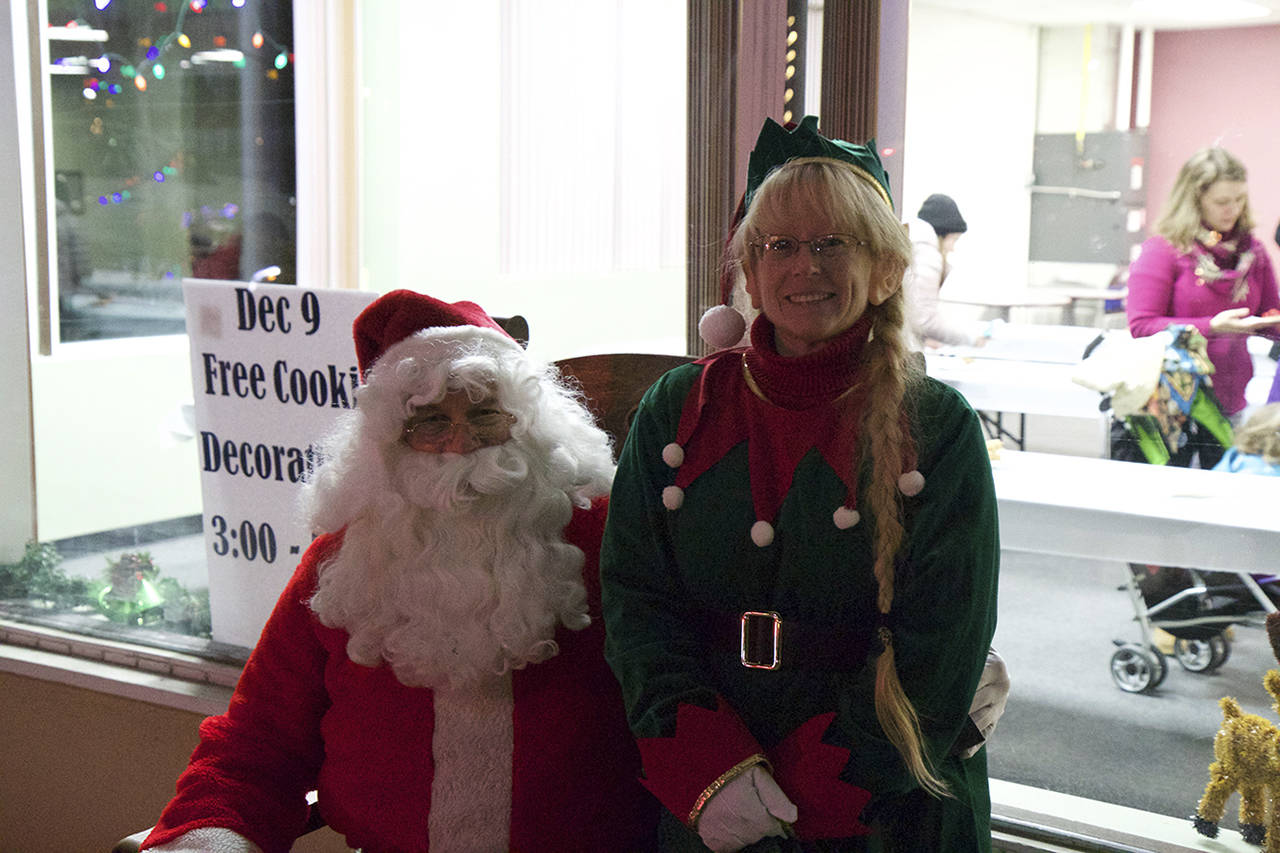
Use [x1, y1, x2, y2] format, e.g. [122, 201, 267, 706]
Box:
[142, 290, 659, 853]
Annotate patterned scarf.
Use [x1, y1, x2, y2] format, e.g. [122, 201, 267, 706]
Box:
[1192, 224, 1253, 303]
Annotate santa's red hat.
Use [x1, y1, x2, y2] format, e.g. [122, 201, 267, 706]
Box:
[353, 289, 518, 381]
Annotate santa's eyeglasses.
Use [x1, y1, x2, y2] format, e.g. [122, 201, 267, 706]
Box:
[402, 410, 516, 451]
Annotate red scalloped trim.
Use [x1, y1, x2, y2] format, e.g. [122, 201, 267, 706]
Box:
[635, 697, 762, 821]
[769, 712, 872, 838]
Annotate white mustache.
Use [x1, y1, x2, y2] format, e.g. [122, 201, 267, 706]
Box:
[397, 444, 530, 510]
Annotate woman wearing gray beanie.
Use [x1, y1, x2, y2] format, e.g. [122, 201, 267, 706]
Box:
[904, 194, 988, 348]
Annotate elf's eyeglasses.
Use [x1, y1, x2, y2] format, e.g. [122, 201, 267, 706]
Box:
[402, 410, 516, 451]
[749, 233, 867, 262]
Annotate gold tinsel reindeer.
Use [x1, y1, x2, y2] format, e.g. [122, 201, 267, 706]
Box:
[1193, 612, 1280, 850]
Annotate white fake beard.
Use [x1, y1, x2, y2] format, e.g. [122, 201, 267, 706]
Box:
[309, 442, 590, 689]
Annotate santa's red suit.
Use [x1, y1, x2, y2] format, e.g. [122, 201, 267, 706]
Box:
[142, 500, 658, 853]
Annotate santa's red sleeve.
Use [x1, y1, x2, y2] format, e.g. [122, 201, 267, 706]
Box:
[141, 534, 342, 853]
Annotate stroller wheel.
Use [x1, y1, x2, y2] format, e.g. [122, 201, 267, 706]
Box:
[1212, 633, 1231, 668]
[1174, 634, 1229, 673]
[1111, 643, 1161, 693]
[1147, 645, 1169, 687]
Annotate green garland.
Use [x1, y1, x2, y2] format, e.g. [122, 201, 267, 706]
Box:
[0, 540, 211, 638]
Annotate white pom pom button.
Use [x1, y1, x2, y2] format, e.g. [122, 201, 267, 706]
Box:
[750, 520, 775, 547]
[662, 442, 685, 468]
[662, 485, 685, 510]
[898, 470, 925, 496]
[833, 506, 861, 529]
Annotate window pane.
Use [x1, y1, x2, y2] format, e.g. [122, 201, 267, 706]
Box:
[46, 0, 297, 343]
[903, 0, 1280, 841]
[0, 0, 298, 661]
[359, 0, 688, 362]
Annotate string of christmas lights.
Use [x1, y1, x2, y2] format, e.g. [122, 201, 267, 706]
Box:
[57, 0, 292, 99]
[55, 0, 291, 230]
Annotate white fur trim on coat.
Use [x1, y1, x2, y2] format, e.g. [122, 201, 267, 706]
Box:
[146, 827, 263, 853]
[427, 676, 515, 851]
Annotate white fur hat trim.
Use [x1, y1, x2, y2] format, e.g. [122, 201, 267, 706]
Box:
[365, 325, 521, 389]
[662, 485, 685, 510]
[750, 520, 775, 548]
[662, 443, 685, 468]
[833, 506, 861, 529]
[898, 470, 925, 496]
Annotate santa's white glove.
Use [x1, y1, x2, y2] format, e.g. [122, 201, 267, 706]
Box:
[696, 763, 798, 853]
[147, 827, 263, 853]
[961, 648, 1011, 759]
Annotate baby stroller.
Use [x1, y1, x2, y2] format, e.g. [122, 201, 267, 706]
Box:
[1112, 565, 1280, 694]
[1074, 325, 1271, 693]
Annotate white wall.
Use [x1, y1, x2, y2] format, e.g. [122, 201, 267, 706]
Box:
[902, 5, 1039, 297]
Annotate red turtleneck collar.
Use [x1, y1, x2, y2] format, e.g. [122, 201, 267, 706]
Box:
[743, 313, 873, 409]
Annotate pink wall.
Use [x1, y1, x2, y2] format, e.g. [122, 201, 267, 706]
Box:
[1148, 25, 1280, 273]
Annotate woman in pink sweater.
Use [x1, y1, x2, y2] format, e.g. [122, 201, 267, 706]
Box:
[1127, 148, 1280, 442]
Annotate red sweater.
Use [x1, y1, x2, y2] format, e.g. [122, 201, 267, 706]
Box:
[143, 500, 657, 853]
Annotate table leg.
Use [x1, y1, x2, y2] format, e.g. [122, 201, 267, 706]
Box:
[978, 411, 1025, 450]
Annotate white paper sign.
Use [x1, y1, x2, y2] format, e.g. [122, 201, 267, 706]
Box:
[183, 279, 377, 648]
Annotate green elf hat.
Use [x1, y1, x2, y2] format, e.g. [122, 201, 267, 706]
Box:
[744, 115, 894, 211]
[698, 116, 895, 351]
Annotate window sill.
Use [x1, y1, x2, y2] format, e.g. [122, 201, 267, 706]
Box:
[0, 619, 238, 715]
[991, 779, 1254, 852]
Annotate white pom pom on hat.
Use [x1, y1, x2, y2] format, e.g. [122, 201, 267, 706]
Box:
[698, 304, 747, 350]
[698, 201, 750, 351]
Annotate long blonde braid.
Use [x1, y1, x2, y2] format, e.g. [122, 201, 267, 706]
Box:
[860, 289, 946, 797]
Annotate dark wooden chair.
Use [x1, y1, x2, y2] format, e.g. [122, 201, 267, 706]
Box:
[494, 314, 529, 348]
[554, 352, 692, 451]
[109, 351, 691, 853]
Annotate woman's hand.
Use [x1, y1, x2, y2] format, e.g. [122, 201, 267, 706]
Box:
[1209, 306, 1280, 335]
[697, 765, 798, 852]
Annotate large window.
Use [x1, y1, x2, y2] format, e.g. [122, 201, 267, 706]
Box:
[3, 0, 686, 662]
[46, 0, 297, 345]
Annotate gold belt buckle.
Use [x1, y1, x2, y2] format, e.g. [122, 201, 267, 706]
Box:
[740, 610, 782, 670]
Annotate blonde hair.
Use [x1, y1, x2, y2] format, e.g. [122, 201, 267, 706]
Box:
[1155, 147, 1254, 251]
[729, 158, 947, 797]
[1235, 403, 1280, 464]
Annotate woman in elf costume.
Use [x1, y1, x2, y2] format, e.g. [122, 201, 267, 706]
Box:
[1126, 147, 1280, 464]
[600, 117, 1000, 851]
